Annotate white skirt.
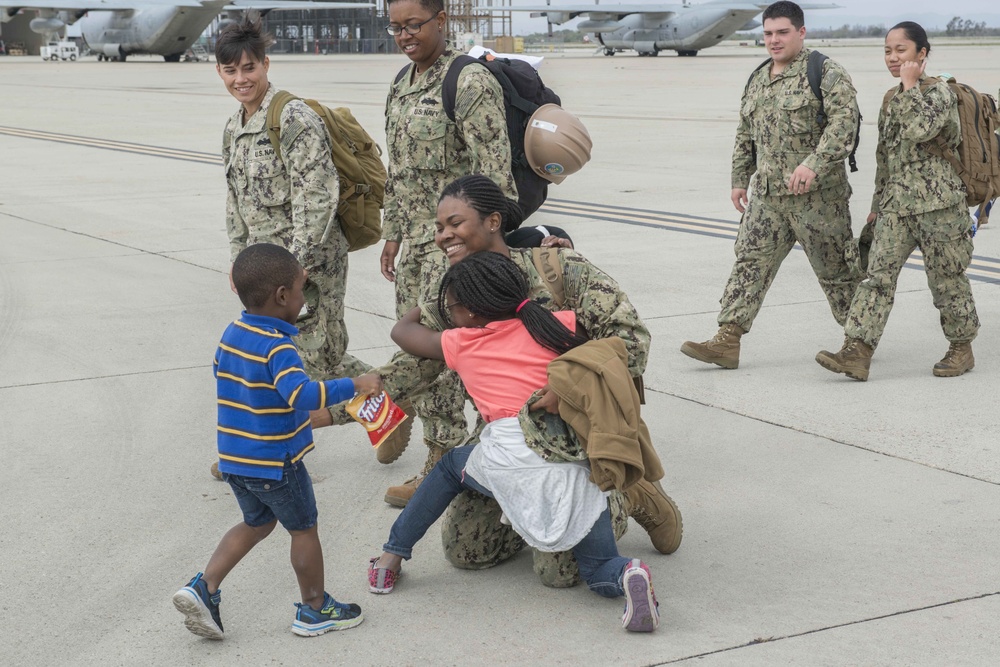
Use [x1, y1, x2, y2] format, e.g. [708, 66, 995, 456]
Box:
[463, 417, 609, 553]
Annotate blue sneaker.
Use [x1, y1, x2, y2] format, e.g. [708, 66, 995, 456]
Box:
[172, 572, 224, 640]
[292, 592, 364, 637]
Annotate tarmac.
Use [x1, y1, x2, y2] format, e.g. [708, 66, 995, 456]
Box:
[1, 40, 999, 666]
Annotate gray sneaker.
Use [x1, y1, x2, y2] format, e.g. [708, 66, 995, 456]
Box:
[621, 559, 659, 632]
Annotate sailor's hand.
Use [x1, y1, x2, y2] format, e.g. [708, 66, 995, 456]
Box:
[731, 188, 749, 214]
[540, 235, 573, 249]
[900, 59, 925, 90]
[532, 385, 561, 414]
[866, 212, 877, 224]
[380, 241, 400, 282]
[788, 165, 817, 195]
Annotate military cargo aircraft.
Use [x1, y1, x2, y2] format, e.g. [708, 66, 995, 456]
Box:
[490, 0, 839, 57]
[1, 0, 372, 61]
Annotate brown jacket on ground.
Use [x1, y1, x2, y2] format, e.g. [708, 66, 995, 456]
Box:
[547, 338, 664, 491]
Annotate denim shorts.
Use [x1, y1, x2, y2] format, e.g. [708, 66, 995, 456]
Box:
[223, 459, 317, 531]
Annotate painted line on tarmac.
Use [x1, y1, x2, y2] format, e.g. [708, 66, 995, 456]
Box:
[543, 198, 1000, 284]
[0, 126, 222, 165]
[4, 126, 998, 283]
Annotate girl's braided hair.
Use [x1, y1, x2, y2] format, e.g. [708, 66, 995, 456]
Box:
[439, 175, 525, 234]
[438, 251, 587, 355]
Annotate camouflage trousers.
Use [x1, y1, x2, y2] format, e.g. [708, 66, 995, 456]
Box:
[719, 187, 862, 331]
[295, 261, 370, 380]
[390, 239, 469, 450]
[845, 202, 979, 349]
[441, 487, 629, 588]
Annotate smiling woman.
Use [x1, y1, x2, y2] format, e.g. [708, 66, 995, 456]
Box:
[374, 0, 519, 506]
[360, 175, 680, 585]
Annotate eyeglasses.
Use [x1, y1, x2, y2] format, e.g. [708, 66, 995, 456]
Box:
[386, 13, 439, 36]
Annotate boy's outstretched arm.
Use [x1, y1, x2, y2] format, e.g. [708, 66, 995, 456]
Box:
[269, 346, 378, 411]
[391, 307, 445, 361]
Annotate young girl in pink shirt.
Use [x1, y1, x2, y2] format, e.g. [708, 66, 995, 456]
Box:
[367, 250, 659, 633]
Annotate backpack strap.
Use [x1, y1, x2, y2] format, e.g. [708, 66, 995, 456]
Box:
[443, 55, 542, 123]
[806, 50, 828, 125]
[744, 58, 771, 168]
[744, 57, 772, 96]
[531, 247, 565, 309]
[442, 55, 479, 123]
[265, 90, 298, 158]
[806, 50, 860, 173]
[393, 63, 410, 86]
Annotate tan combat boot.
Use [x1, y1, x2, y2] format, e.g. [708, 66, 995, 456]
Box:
[625, 479, 683, 555]
[375, 397, 415, 464]
[680, 324, 744, 369]
[815, 338, 873, 381]
[384, 444, 446, 508]
[933, 342, 974, 377]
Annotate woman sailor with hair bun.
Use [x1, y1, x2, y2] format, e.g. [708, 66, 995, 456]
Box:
[816, 21, 980, 381]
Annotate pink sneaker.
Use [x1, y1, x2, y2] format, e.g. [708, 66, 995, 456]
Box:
[368, 557, 400, 594]
[622, 559, 659, 632]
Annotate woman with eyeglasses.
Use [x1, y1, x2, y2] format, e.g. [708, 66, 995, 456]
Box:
[376, 0, 519, 507]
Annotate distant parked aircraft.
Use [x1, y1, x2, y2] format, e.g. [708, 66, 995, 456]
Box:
[1, 0, 372, 61]
[483, 0, 839, 57]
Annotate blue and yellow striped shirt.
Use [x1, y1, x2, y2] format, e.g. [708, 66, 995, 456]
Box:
[214, 312, 355, 480]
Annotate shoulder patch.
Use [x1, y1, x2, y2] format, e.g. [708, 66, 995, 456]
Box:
[279, 116, 307, 154]
[820, 66, 843, 92]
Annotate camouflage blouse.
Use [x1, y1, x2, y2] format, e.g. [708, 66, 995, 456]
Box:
[383, 49, 517, 245]
[732, 48, 859, 197]
[871, 79, 965, 216]
[222, 84, 340, 272]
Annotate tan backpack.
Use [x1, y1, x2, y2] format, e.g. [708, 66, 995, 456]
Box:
[530, 247, 645, 404]
[882, 77, 1000, 223]
[266, 91, 386, 251]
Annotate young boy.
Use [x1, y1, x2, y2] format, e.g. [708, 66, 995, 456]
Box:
[173, 243, 383, 639]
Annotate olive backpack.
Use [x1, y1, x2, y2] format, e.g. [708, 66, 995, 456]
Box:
[266, 91, 386, 251]
[531, 247, 645, 403]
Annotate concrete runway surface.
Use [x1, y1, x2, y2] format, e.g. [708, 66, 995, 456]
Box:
[1, 40, 999, 666]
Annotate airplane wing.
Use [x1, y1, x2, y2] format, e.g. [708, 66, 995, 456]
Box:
[472, 2, 841, 15]
[225, 0, 373, 8]
[1, 0, 373, 11]
[753, 2, 841, 7]
[476, 4, 679, 14]
[2, 0, 201, 8]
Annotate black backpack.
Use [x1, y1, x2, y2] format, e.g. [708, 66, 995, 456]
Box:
[745, 50, 861, 173]
[395, 55, 561, 228]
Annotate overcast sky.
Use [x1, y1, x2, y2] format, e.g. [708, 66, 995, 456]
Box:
[506, 0, 1000, 35]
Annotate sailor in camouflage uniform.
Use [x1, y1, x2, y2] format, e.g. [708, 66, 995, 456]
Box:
[217, 19, 369, 384]
[681, 1, 862, 370]
[208, 17, 377, 482]
[376, 175, 681, 588]
[816, 22, 978, 381]
[375, 0, 518, 506]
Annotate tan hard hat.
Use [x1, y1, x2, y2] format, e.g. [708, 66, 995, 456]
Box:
[524, 104, 592, 185]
